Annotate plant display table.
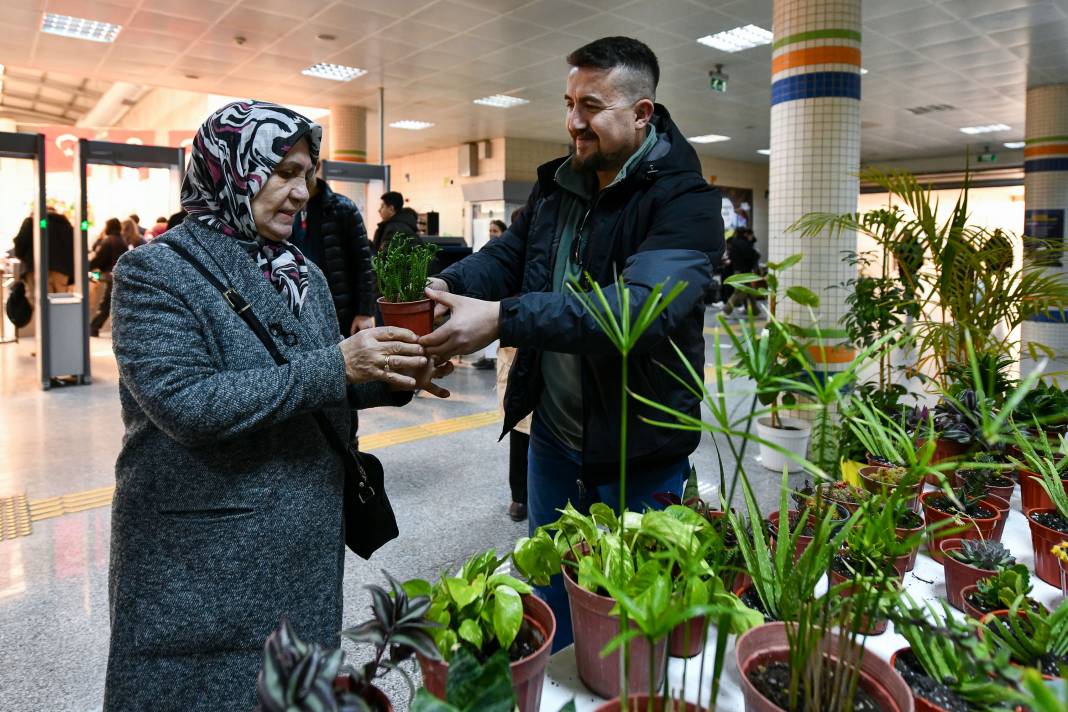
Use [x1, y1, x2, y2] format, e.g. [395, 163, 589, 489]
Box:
[538, 487, 1063, 711]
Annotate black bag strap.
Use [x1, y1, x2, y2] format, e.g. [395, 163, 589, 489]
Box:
[162, 241, 366, 486]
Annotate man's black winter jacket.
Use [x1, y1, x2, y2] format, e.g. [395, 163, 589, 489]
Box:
[311, 179, 376, 334]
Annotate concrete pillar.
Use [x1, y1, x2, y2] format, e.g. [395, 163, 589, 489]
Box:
[768, 0, 862, 367]
[329, 105, 367, 163]
[1021, 84, 1068, 359]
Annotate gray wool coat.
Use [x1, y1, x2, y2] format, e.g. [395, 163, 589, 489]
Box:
[103, 218, 402, 711]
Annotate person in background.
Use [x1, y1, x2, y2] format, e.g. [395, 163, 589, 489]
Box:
[89, 218, 127, 337]
[11, 208, 75, 299]
[289, 169, 376, 336]
[166, 210, 187, 231]
[371, 191, 419, 255]
[419, 36, 723, 649]
[491, 216, 529, 521]
[470, 219, 511, 371]
[121, 218, 145, 250]
[146, 216, 169, 240]
[720, 227, 761, 319]
[129, 214, 146, 238]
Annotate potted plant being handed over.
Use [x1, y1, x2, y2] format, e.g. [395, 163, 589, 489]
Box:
[372, 234, 439, 336]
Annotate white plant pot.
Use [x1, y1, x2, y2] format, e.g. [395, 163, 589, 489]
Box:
[756, 416, 812, 473]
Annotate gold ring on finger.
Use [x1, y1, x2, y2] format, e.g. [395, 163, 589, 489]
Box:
[384, 356, 392, 372]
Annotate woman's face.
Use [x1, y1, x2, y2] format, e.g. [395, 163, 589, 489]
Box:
[489, 222, 503, 239]
[251, 138, 313, 242]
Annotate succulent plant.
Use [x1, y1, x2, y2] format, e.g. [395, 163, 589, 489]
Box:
[257, 618, 364, 712]
[934, 389, 982, 445]
[972, 565, 1046, 614]
[949, 539, 1015, 572]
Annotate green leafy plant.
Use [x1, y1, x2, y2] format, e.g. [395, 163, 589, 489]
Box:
[405, 549, 533, 662]
[836, 494, 921, 579]
[340, 572, 441, 705]
[836, 382, 910, 464]
[1012, 668, 1068, 712]
[372, 234, 438, 303]
[970, 565, 1047, 616]
[1013, 380, 1068, 430]
[408, 648, 516, 712]
[982, 597, 1068, 675]
[1012, 424, 1068, 522]
[949, 540, 1016, 572]
[257, 618, 364, 712]
[891, 593, 1019, 710]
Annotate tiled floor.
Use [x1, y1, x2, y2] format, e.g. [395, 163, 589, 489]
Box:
[0, 309, 780, 712]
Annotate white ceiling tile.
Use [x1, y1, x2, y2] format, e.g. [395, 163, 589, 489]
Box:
[566, 12, 645, 37]
[865, 6, 956, 34]
[453, 0, 530, 11]
[310, 5, 398, 35]
[216, 8, 304, 36]
[407, 1, 499, 32]
[465, 15, 545, 41]
[134, 0, 229, 19]
[510, 0, 599, 27]
[862, 0, 933, 20]
[126, 10, 210, 37]
[112, 28, 193, 54]
[234, 0, 340, 19]
[43, 0, 133, 25]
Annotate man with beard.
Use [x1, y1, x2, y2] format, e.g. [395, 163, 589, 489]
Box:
[419, 36, 723, 648]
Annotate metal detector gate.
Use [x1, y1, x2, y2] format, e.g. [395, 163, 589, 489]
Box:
[69, 139, 185, 389]
[320, 160, 389, 219]
[0, 132, 47, 366]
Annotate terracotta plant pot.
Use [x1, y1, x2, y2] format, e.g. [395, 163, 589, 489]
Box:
[828, 563, 897, 636]
[592, 695, 703, 712]
[918, 439, 967, 485]
[858, 466, 922, 510]
[333, 677, 393, 711]
[889, 648, 957, 712]
[417, 594, 555, 712]
[668, 614, 708, 659]
[562, 564, 668, 699]
[959, 584, 988, 621]
[952, 470, 1015, 503]
[377, 297, 434, 337]
[1019, 469, 1068, 512]
[895, 515, 925, 572]
[920, 491, 999, 562]
[985, 494, 1010, 542]
[978, 610, 1058, 681]
[1026, 507, 1068, 588]
[939, 539, 999, 610]
[734, 622, 914, 712]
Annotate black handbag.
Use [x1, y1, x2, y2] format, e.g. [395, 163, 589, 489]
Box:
[163, 241, 399, 559]
[6, 280, 32, 328]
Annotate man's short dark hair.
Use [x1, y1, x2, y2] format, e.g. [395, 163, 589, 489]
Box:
[129, 214, 140, 224]
[566, 36, 659, 101]
[381, 191, 404, 212]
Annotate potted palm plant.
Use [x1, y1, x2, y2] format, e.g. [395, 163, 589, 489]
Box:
[372, 234, 439, 336]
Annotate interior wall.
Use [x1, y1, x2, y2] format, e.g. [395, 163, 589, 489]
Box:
[116, 88, 209, 139]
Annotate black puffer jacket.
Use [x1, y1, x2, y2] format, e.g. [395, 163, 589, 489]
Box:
[438, 105, 724, 484]
[372, 207, 420, 255]
[315, 179, 375, 333]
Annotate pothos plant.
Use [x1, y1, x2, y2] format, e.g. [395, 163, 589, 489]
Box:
[404, 549, 531, 662]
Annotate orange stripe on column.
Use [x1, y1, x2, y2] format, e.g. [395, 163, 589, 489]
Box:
[1024, 144, 1068, 158]
[806, 344, 856, 364]
[771, 46, 861, 74]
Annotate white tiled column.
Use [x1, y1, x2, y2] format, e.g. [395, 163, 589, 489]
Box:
[768, 0, 861, 368]
[1021, 84, 1068, 359]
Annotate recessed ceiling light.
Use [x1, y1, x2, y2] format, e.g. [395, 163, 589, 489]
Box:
[860, 68, 869, 75]
[390, 120, 434, 130]
[1003, 141, 1026, 149]
[301, 63, 367, 82]
[757, 149, 771, 156]
[41, 12, 121, 43]
[697, 25, 773, 53]
[688, 134, 731, 144]
[960, 123, 1011, 135]
[473, 94, 529, 108]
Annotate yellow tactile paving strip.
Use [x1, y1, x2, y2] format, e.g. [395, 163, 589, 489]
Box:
[0, 494, 32, 541]
[2, 409, 504, 536]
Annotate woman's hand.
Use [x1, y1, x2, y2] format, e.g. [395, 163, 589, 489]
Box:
[391, 358, 456, 398]
[339, 327, 426, 387]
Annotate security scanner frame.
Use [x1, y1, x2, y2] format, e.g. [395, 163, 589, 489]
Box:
[320, 159, 390, 190]
[71, 139, 185, 390]
[0, 132, 48, 369]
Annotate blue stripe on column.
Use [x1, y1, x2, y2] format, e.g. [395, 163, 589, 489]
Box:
[771, 71, 861, 106]
[1025, 158, 1068, 173]
[1030, 309, 1068, 323]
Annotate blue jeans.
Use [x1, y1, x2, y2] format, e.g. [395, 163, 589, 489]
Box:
[526, 416, 688, 651]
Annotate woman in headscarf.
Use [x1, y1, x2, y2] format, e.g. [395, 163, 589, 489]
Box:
[102, 101, 451, 710]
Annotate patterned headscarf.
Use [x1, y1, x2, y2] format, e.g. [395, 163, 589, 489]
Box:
[181, 100, 322, 315]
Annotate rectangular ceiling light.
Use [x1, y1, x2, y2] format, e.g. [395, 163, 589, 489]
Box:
[688, 134, 731, 144]
[1003, 141, 1026, 149]
[473, 94, 529, 108]
[41, 13, 122, 43]
[697, 25, 773, 53]
[301, 63, 367, 82]
[757, 149, 771, 156]
[390, 120, 434, 130]
[959, 123, 1011, 135]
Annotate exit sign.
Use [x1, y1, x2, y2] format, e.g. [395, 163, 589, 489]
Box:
[710, 76, 727, 93]
[977, 152, 997, 163]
